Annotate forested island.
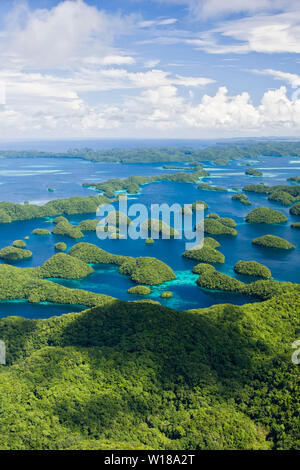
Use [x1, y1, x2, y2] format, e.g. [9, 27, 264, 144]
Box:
[1, 140, 300, 164]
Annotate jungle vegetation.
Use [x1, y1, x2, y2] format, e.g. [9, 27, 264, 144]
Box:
[0, 283, 299, 449]
[128, 286, 151, 295]
[234, 260, 271, 279]
[252, 235, 295, 250]
[55, 242, 67, 251]
[232, 193, 252, 205]
[32, 228, 50, 236]
[0, 246, 33, 261]
[12, 240, 26, 248]
[245, 207, 288, 224]
[52, 221, 84, 239]
[69, 243, 176, 285]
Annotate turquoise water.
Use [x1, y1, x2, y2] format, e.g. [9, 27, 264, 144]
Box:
[0, 300, 86, 319]
[0, 154, 299, 316]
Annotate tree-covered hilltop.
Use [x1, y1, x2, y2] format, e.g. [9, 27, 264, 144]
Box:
[245, 207, 288, 224]
[38, 253, 94, 280]
[55, 242, 67, 251]
[0, 263, 114, 308]
[195, 263, 298, 300]
[32, 228, 50, 235]
[0, 284, 299, 450]
[0, 195, 109, 224]
[119, 257, 176, 285]
[183, 238, 225, 264]
[232, 193, 252, 205]
[290, 202, 300, 215]
[69, 242, 131, 265]
[252, 235, 295, 250]
[234, 260, 271, 279]
[69, 242, 176, 285]
[0, 246, 33, 261]
[52, 220, 84, 239]
[128, 286, 151, 295]
[243, 183, 300, 207]
[199, 217, 237, 236]
[77, 219, 99, 232]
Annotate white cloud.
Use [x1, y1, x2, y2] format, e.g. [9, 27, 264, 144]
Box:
[187, 11, 300, 54]
[144, 59, 161, 68]
[139, 18, 178, 27]
[2, 81, 300, 138]
[2, 0, 134, 69]
[251, 69, 300, 88]
[83, 56, 136, 66]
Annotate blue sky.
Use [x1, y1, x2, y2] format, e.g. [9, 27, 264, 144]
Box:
[1, 0, 300, 139]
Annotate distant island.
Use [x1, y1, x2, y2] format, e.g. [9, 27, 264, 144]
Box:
[1, 140, 300, 164]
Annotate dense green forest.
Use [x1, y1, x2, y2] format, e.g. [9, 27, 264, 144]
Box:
[0, 287, 299, 450]
[1, 140, 300, 164]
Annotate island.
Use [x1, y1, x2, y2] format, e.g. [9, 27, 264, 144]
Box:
[69, 243, 176, 285]
[234, 260, 271, 279]
[38, 253, 94, 279]
[196, 218, 237, 236]
[245, 207, 287, 224]
[290, 202, 300, 215]
[252, 235, 295, 250]
[160, 291, 173, 298]
[183, 238, 225, 264]
[55, 242, 67, 251]
[32, 228, 51, 236]
[52, 221, 84, 239]
[232, 193, 252, 205]
[197, 183, 227, 191]
[119, 257, 176, 285]
[0, 246, 33, 261]
[245, 168, 263, 177]
[128, 286, 151, 295]
[12, 240, 27, 248]
[78, 219, 99, 231]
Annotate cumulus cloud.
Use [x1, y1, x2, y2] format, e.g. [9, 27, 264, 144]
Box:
[2, 0, 134, 69]
[2, 82, 300, 138]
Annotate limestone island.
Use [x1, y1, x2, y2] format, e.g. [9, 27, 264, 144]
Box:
[245, 207, 287, 224]
[234, 260, 271, 279]
[252, 235, 295, 250]
[128, 286, 151, 295]
[245, 168, 263, 177]
[54, 242, 67, 251]
[0, 246, 32, 261]
[12, 240, 27, 248]
[32, 228, 51, 236]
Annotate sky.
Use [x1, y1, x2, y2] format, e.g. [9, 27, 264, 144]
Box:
[1, 0, 300, 140]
